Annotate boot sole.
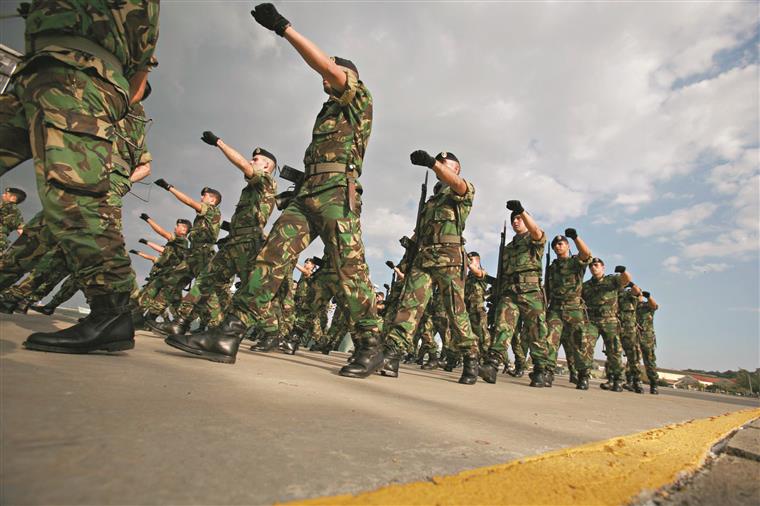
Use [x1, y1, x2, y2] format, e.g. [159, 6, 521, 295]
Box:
[145, 322, 172, 336]
[165, 337, 236, 364]
[23, 339, 134, 354]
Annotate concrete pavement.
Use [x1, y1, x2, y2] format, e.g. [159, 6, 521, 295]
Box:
[2, 312, 757, 505]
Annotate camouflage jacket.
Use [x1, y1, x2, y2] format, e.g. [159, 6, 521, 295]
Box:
[636, 301, 658, 333]
[582, 274, 622, 321]
[617, 289, 638, 327]
[1, 202, 23, 237]
[416, 181, 474, 269]
[301, 72, 372, 196]
[154, 235, 189, 273]
[21, 0, 160, 98]
[228, 170, 276, 244]
[500, 231, 546, 293]
[465, 271, 488, 311]
[547, 255, 591, 307]
[187, 203, 221, 247]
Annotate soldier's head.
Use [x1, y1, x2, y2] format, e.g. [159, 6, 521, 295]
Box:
[590, 257, 605, 278]
[467, 251, 481, 269]
[201, 187, 222, 206]
[629, 283, 642, 296]
[511, 212, 527, 234]
[551, 235, 570, 258]
[375, 292, 385, 302]
[175, 218, 191, 237]
[251, 147, 277, 174]
[325, 56, 359, 95]
[304, 258, 316, 273]
[435, 152, 461, 176]
[3, 187, 26, 204]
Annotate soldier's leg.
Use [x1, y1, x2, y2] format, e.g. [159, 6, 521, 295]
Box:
[545, 308, 564, 375]
[480, 295, 519, 383]
[470, 307, 491, 354]
[510, 317, 526, 374]
[516, 291, 550, 385]
[384, 268, 434, 355]
[45, 275, 81, 310]
[620, 324, 642, 384]
[599, 321, 624, 389]
[574, 321, 598, 390]
[3, 248, 68, 310]
[639, 330, 659, 392]
[417, 305, 439, 367]
[0, 212, 49, 291]
[434, 266, 479, 383]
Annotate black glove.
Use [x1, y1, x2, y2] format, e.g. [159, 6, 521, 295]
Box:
[128, 249, 139, 255]
[410, 150, 436, 168]
[564, 228, 578, 240]
[138, 238, 148, 245]
[154, 178, 173, 191]
[251, 3, 290, 36]
[614, 265, 626, 273]
[642, 291, 651, 298]
[383, 283, 390, 291]
[201, 131, 219, 146]
[626, 282, 634, 289]
[221, 220, 231, 232]
[385, 260, 395, 269]
[506, 200, 524, 214]
[139, 213, 150, 222]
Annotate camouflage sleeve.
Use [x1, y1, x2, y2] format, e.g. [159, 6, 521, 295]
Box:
[139, 148, 152, 165]
[11, 208, 23, 230]
[450, 180, 475, 203]
[123, 0, 161, 74]
[335, 70, 359, 107]
[531, 230, 547, 248]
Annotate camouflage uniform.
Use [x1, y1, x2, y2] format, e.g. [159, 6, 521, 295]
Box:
[384, 182, 477, 356]
[0, 0, 159, 299]
[618, 289, 642, 381]
[174, 170, 275, 324]
[636, 300, 659, 384]
[487, 232, 551, 371]
[582, 275, 625, 380]
[465, 270, 490, 353]
[138, 235, 190, 314]
[545, 254, 592, 376]
[0, 201, 23, 252]
[229, 72, 381, 345]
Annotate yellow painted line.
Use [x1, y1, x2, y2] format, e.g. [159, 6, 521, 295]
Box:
[285, 408, 760, 506]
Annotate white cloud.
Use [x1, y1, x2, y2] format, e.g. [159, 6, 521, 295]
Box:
[628, 203, 718, 238]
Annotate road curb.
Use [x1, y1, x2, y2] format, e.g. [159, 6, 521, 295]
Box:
[284, 408, 760, 506]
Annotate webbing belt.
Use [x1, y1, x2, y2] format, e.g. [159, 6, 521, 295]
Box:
[32, 34, 123, 74]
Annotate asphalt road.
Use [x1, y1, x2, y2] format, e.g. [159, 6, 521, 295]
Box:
[2, 313, 757, 505]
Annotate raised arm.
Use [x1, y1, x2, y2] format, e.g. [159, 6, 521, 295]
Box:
[613, 265, 633, 287]
[507, 200, 543, 241]
[251, 3, 348, 92]
[140, 213, 173, 241]
[200, 131, 261, 179]
[130, 162, 151, 183]
[154, 179, 202, 213]
[409, 150, 468, 195]
[564, 228, 591, 261]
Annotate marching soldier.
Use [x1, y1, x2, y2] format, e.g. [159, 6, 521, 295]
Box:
[166, 3, 385, 377]
[479, 201, 552, 386]
[637, 290, 660, 394]
[381, 151, 479, 385]
[0, 187, 25, 252]
[464, 251, 491, 355]
[618, 283, 644, 393]
[543, 229, 592, 387]
[580, 258, 632, 391]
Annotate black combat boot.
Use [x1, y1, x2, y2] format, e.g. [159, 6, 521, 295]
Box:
[508, 363, 525, 377]
[165, 315, 244, 364]
[443, 350, 461, 372]
[458, 352, 479, 385]
[414, 345, 429, 365]
[575, 371, 589, 390]
[29, 303, 56, 316]
[529, 367, 546, 388]
[545, 369, 555, 388]
[600, 379, 612, 390]
[279, 336, 299, 355]
[380, 348, 401, 378]
[650, 382, 659, 395]
[250, 332, 279, 352]
[24, 292, 134, 354]
[478, 352, 501, 384]
[633, 379, 644, 394]
[569, 370, 578, 384]
[610, 377, 624, 392]
[623, 372, 634, 391]
[421, 352, 440, 370]
[159, 317, 191, 337]
[0, 297, 18, 314]
[339, 332, 385, 379]
[143, 311, 160, 328]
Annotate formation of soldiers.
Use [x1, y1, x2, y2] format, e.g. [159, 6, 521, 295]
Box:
[0, 2, 660, 393]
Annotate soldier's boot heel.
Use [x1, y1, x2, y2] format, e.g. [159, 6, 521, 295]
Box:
[529, 368, 546, 388]
[611, 378, 624, 392]
[380, 355, 400, 378]
[458, 353, 479, 385]
[339, 335, 385, 379]
[600, 380, 612, 390]
[649, 382, 659, 395]
[478, 355, 500, 384]
[165, 315, 244, 364]
[544, 369, 554, 387]
[575, 372, 589, 390]
[421, 353, 440, 370]
[633, 380, 644, 394]
[24, 292, 135, 354]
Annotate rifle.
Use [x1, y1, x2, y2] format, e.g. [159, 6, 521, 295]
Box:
[487, 220, 507, 333]
[544, 248, 551, 305]
[275, 165, 305, 210]
[403, 171, 428, 276]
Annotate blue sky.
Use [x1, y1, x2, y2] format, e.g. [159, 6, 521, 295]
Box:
[1, 1, 757, 371]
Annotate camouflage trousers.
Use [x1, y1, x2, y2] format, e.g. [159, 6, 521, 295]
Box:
[231, 186, 381, 342]
[3, 240, 67, 302]
[584, 317, 624, 379]
[415, 306, 440, 355]
[139, 271, 189, 317]
[176, 238, 262, 324]
[0, 62, 134, 296]
[466, 303, 490, 353]
[0, 212, 49, 291]
[304, 273, 338, 345]
[488, 289, 550, 369]
[385, 264, 476, 355]
[546, 305, 587, 375]
[639, 330, 658, 383]
[46, 275, 80, 309]
[620, 321, 642, 379]
[511, 323, 530, 370]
